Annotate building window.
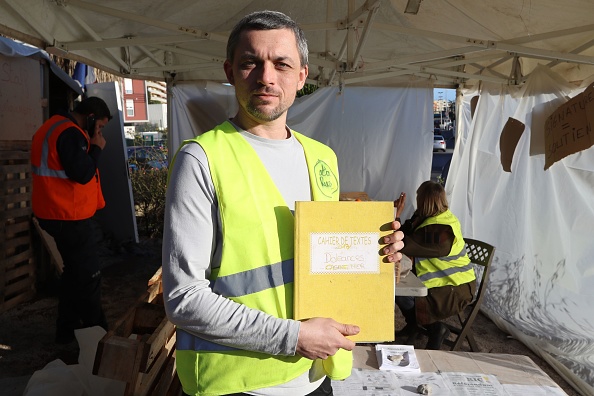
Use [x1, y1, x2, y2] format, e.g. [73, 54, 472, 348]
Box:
[126, 99, 134, 117]
[124, 78, 133, 94]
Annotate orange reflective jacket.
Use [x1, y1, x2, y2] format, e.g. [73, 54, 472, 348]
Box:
[31, 115, 105, 220]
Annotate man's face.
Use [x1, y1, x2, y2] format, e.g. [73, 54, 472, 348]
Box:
[224, 28, 308, 124]
[96, 117, 109, 132]
[89, 117, 109, 137]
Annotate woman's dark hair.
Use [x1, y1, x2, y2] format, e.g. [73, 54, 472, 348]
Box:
[416, 180, 449, 218]
[74, 97, 112, 120]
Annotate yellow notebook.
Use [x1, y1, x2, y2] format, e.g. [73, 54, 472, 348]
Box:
[294, 201, 395, 342]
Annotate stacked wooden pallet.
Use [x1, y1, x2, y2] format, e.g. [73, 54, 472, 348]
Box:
[93, 268, 181, 396]
[0, 140, 35, 313]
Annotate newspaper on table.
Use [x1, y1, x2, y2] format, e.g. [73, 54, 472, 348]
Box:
[332, 369, 566, 396]
[440, 372, 505, 395]
[375, 344, 421, 374]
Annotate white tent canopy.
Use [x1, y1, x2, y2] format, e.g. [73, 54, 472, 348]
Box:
[2, 2, 594, 394]
[2, 1, 594, 87]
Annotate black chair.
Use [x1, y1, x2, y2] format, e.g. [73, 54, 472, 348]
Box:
[443, 238, 495, 351]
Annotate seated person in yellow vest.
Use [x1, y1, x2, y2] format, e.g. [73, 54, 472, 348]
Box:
[394, 181, 476, 350]
[162, 10, 405, 396]
[30, 96, 112, 344]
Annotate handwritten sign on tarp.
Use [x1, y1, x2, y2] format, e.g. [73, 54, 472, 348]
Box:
[544, 83, 594, 170]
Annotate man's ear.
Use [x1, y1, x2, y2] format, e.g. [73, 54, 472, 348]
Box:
[224, 60, 235, 86]
[297, 65, 308, 90]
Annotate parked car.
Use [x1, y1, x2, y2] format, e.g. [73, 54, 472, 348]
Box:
[127, 146, 168, 171]
[433, 135, 446, 152]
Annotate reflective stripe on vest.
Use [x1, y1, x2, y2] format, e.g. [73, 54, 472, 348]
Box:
[212, 258, 293, 298]
[416, 247, 473, 282]
[414, 210, 475, 288]
[31, 118, 70, 178]
[177, 329, 238, 351]
[172, 122, 342, 395]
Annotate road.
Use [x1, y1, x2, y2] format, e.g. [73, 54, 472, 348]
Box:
[431, 149, 453, 182]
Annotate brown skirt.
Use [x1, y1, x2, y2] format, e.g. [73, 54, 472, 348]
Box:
[415, 280, 476, 325]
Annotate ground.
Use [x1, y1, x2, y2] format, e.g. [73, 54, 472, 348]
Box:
[0, 238, 580, 395]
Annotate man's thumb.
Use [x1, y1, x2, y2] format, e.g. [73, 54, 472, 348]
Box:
[338, 323, 360, 336]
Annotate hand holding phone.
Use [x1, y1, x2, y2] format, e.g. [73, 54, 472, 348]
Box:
[86, 115, 96, 137]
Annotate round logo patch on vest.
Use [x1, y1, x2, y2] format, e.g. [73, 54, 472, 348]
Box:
[314, 160, 339, 198]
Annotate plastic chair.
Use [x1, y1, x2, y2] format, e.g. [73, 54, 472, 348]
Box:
[443, 238, 495, 351]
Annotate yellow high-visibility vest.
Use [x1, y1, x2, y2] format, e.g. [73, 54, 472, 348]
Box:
[174, 121, 342, 396]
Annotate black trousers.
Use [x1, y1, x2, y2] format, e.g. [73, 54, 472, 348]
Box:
[38, 218, 107, 338]
[183, 376, 333, 396]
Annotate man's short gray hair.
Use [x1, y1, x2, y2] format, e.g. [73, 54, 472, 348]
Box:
[226, 10, 309, 67]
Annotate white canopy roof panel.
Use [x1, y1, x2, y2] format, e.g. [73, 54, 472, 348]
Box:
[1, 0, 594, 87]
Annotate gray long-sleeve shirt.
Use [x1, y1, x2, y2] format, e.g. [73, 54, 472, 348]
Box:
[162, 125, 325, 395]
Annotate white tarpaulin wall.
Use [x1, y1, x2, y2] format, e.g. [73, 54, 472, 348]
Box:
[170, 81, 433, 214]
[448, 67, 594, 395]
[170, 73, 594, 394]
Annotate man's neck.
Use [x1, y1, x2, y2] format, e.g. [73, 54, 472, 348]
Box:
[231, 114, 289, 140]
[70, 112, 84, 129]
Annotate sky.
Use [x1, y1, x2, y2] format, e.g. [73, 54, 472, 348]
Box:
[434, 88, 456, 102]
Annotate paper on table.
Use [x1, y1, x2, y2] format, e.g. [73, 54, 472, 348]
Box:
[331, 368, 400, 395]
[331, 369, 452, 396]
[375, 344, 421, 373]
[503, 384, 568, 396]
[440, 372, 505, 396]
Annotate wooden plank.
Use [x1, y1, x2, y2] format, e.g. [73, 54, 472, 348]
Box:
[147, 267, 162, 287]
[0, 151, 30, 161]
[146, 281, 162, 304]
[0, 178, 30, 190]
[0, 234, 30, 250]
[31, 217, 63, 274]
[0, 141, 31, 151]
[339, 191, 371, 201]
[150, 350, 178, 396]
[109, 287, 161, 339]
[0, 208, 31, 221]
[133, 303, 166, 334]
[4, 219, 30, 235]
[2, 252, 34, 273]
[134, 332, 176, 396]
[4, 260, 35, 284]
[5, 222, 31, 234]
[92, 269, 174, 396]
[0, 289, 35, 313]
[4, 264, 35, 288]
[140, 318, 175, 373]
[113, 305, 139, 338]
[0, 163, 31, 174]
[3, 272, 35, 295]
[0, 191, 31, 206]
[94, 336, 143, 385]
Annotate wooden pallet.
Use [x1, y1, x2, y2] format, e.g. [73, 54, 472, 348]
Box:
[0, 141, 35, 313]
[93, 268, 181, 396]
[31, 217, 64, 275]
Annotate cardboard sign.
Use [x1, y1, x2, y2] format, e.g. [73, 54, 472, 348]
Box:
[544, 83, 594, 170]
[500, 117, 525, 172]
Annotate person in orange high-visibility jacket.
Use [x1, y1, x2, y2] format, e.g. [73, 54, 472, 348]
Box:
[31, 96, 112, 344]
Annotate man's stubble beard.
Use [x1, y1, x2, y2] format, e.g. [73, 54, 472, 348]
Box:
[245, 101, 286, 122]
[246, 103, 283, 122]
